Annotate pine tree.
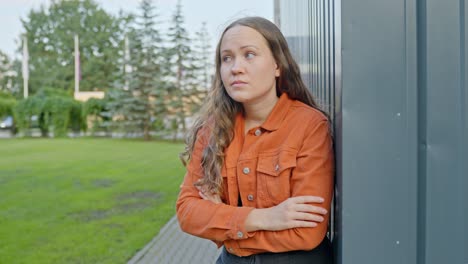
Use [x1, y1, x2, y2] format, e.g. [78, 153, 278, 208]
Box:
[193, 22, 214, 91]
[166, 0, 201, 140]
[110, 0, 166, 140]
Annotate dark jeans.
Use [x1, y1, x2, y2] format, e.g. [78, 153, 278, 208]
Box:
[216, 237, 333, 264]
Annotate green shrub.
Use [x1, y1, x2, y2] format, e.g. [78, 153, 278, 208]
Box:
[0, 90, 15, 100]
[13, 89, 85, 137]
[82, 98, 108, 133]
[0, 98, 16, 117]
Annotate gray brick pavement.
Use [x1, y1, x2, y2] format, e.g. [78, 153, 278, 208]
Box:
[128, 216, 221, 264]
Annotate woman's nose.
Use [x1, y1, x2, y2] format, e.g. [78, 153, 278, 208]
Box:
[230, 59, 245, 74]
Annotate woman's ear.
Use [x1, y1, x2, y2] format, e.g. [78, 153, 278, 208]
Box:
[275, 63, 280, 77]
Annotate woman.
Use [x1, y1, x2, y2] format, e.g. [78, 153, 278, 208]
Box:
[176, 16, 334, 263]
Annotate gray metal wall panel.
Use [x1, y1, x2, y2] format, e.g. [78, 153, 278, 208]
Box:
[340, 0, 415, 263]
[424, 1, 466, 263]
[277, 0, 467, 263]
[464, 3, 468, 262]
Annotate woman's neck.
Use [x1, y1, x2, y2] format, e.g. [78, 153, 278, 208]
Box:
[243, 95, 279, 132]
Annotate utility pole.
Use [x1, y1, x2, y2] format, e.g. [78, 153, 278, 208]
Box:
[74, 34, 80, 94]
[22, 35, 29, 98]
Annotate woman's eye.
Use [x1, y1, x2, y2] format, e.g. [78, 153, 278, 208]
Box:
[222, 56, 232, 62]
[245, 52, 255, 59]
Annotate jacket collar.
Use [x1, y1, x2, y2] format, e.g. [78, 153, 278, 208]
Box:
[260, 92, 293, 132]
[233, 92, 293, 134]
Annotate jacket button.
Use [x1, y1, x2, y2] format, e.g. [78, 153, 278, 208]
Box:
[237, 231, 244, 238]
[242, 167, 250, 174]
[275, 164, 280, 171]
[247, 194, 254, 201]
[254, 129, 262, 136]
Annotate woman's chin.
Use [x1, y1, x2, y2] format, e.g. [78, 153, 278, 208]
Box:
[228, 93, 251, 104]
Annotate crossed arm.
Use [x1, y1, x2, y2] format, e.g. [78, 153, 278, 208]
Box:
[176, 120, 334, 254]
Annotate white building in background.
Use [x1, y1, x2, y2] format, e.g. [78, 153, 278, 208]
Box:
[74, 91, 105, 102]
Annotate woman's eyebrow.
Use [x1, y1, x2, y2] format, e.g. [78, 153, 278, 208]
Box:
[240, 45, 259, 50]
[221, 45, 259, 53]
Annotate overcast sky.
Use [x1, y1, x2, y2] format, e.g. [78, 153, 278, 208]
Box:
[0, 0, 273, 58]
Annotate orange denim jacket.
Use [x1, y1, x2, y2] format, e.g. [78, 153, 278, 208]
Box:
[176, 93, 334, 257]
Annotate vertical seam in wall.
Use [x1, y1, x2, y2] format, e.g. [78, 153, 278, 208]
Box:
[320, 0, 323, 106]
[332, 0, 336, 125]
[308, 0, 312, 91]
[404, 0, 409, 261]
[416, 0, 427, 263]
[458, 3, 467, 261]
[459, 0, 465, 169]
[317, 0, 320, 98]
[323, 0, 333, 242]
[324, 0, 328, 112]
[329, 0, 333, 117]
[332, 0, 342, 262]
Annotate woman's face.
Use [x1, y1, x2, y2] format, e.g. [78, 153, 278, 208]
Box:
[219, 25, 280, 105]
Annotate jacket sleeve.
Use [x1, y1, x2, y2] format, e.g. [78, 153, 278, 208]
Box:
[176, 128, 255, 244]
[224, 119, 334, 256]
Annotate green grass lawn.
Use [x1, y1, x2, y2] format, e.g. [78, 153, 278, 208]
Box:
[0, 138, 185, 264]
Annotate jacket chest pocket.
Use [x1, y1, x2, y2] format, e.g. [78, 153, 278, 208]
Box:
[256, 150, 297, 206]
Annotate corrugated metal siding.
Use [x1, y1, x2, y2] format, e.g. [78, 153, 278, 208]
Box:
[278, 0, 335, 121]
[420, 1, 467, 263]
[277, 0, 467, 263]
[277, 0, 338, 243]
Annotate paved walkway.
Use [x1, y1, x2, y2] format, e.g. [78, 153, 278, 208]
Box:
[128, 216, 221, 264]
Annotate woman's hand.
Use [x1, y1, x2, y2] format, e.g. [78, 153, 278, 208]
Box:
[196, 185, 222, 204]
[245, 196, 328, 232]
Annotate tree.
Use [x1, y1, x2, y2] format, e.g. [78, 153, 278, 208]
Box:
[166, 0, 202, 140]
[193, 22, 214, 91]
[20, 0, 126, 94]
[109, 0, 167, 140]
[0, 51, 18, 95]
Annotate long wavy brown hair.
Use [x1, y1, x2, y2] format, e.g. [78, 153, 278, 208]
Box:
[180, 16, 325, 194]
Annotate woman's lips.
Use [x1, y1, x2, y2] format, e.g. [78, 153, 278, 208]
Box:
[231, 81, 247, 87]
